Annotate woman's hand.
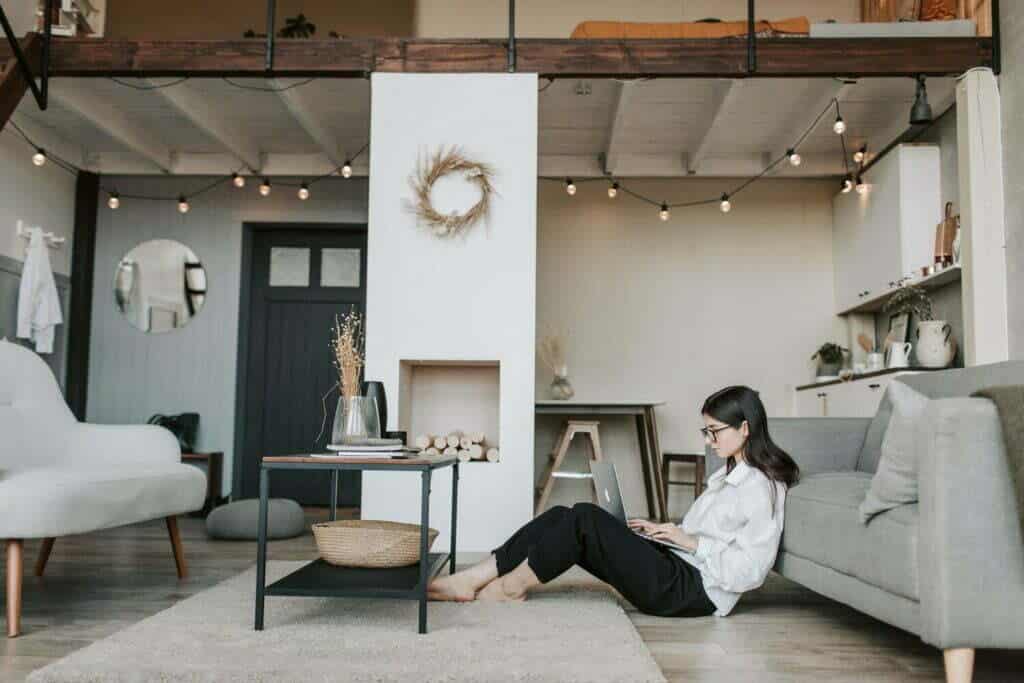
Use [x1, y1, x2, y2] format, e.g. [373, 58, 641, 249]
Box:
[647, 525, 698, 552]
[627, 518, 658, 534]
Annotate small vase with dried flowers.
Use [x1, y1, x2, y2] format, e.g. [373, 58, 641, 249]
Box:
[538, 332, 575, 400]
[329, 311, 380, 446]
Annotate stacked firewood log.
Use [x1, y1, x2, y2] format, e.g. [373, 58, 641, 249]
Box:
[414, 431, 499, 462]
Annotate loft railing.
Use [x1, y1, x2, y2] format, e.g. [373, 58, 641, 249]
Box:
[0, 0, 54, 109]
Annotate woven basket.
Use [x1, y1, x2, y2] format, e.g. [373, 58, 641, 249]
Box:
[312, 520, 439, 568]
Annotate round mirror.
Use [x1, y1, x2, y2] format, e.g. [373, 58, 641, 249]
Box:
[113, 239, 207, 334]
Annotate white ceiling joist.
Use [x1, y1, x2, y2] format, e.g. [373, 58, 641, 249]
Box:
[51, 85, 175, 173]
[149, 81, 263, 173]
[602, 81, 634, 176]
[687, 80, 744, 175]
[91, 152, 370, 178]
[272, 79, 347, 169]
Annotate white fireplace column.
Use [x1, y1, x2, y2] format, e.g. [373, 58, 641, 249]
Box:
[362, 73, 538, 552]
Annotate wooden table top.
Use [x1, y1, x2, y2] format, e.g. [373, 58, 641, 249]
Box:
[262, 454, 458, 467]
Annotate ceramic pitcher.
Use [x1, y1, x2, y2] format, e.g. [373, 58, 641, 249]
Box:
[887, 342, 912, 369]
[916, 320, 956, 368]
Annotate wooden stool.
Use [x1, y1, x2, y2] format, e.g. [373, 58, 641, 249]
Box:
[535, 420, 604, 515]
[661, 452, 706, 511]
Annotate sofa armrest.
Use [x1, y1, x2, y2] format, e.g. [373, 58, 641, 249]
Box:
[917, 398, 1024, 649]
[69, 423, 182, 468]
[704, 418, 869, 479]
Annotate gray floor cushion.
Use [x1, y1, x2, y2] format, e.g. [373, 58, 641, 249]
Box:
[206, 498, 305, 540]
[782, 472, 919, 601]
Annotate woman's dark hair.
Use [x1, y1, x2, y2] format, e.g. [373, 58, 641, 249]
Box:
[701, 386, 800, 512]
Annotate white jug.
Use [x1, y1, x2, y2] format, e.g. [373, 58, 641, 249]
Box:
[916, 320, 956, 368]
[888, 342, 912, 369]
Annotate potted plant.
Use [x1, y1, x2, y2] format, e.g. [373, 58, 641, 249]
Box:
[883, 284, 955, 368]
[811, 342, 848, 378]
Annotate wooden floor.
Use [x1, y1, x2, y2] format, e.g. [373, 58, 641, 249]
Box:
[3, 510, 1023, 682]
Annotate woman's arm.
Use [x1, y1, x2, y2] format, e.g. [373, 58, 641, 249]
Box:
[695, 482, 784, 593]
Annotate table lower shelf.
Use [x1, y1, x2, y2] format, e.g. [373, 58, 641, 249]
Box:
[265, 553, 451, 599]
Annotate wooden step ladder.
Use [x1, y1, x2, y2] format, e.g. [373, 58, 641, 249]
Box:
[534, 420, 604, 516]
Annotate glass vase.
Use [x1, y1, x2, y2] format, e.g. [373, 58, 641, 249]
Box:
[331, 396, 381, 446]
[550, 373, 575, 400]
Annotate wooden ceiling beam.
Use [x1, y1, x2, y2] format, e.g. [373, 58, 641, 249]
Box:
[51, 82, 175, 173]
[0, 38, 991, 78]
[149, 80, 262, 173]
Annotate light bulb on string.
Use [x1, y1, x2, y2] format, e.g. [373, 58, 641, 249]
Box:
[607, 182, 619, 199]
[177, 196, 190, 214]
[107, 192, 120, 209]
[853, 145, 867, 164]
[259, 178, 271, 197]
[232, 173, 246, 188]
[659, 203, 670, 221]
[341, 161, 353, 179]
[298, 183, 310, 200]
[787, 149, 802, 167]
[855, 175, 868, 194]
[565, 178, 577, 196]
[833, 115, 847, 135]
[841, 176, 854, 194]
[32, 148, 46, 166]
[720, 194, 732, 213]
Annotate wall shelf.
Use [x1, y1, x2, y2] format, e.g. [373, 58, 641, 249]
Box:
[838, 264, 961, 315]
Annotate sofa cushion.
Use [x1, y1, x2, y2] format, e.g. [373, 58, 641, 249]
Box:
[857, 389, 893, 474]
[0, 464, 206, 539]
[782, 472, 919, 600]
[860, 381, 930, 523]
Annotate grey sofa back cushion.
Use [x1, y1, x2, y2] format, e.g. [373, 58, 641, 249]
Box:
[856, 360, 1024, 473]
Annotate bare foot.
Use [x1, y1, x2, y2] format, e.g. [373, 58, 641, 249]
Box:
[476, 576, 526, 603]
[427, 574, 477, 602]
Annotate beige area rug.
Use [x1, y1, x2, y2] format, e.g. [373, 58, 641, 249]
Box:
[28, 562, 666, 683]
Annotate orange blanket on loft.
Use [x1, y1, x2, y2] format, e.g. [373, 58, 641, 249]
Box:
[570, 17, 810, 39]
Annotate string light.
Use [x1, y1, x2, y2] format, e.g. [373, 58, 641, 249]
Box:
[787, 149, 802, 167]
[855, 175, 868, 194]
[232, 173, 246, 188]
[565, 178, 577, 196]
[177, 196, 190, 214]
[833, 115, 846, 135]
[341, 161, 353, 178]
[298, 183, 310, 200]
[259, 178, 271, 196]
[608, 182, 619, 199]
[107, 192, 120, 209]
[853, 145, 867, 164]
[32, 148, 47, 166]
[659, 203, 670, 221]
[841, 176, 854, 194]
[720, 194, 732, 213]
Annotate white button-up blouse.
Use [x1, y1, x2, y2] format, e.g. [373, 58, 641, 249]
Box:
[673, 459, 786, 616]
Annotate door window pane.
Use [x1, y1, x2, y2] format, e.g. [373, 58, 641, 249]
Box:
[321, 248, 361, 287]
[269, 247, 310, 287]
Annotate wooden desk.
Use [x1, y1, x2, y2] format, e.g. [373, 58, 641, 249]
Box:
[536, 401, 668, 521]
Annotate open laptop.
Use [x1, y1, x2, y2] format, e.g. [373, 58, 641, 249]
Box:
[590, 461, 690, 553]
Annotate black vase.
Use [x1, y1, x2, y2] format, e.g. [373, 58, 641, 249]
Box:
[360, 380, 388, 434]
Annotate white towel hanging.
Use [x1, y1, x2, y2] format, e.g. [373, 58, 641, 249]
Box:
[16, 225, 63, 354]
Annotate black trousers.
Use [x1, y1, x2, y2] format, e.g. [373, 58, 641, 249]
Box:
[492, 502, 716, 618]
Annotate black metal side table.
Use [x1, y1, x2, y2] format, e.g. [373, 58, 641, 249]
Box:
[254, 454, 459, 634]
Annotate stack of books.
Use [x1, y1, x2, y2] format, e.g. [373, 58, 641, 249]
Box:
[312, 438, 421, 459]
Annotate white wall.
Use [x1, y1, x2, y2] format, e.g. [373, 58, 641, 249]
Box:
[88, 177, 369, 495]
[535, 177, 843, 520]
[414, 0, 860, 38]
[0, 129, 76, 275]
[362, 73, 537, 552]
[3, 1, 37, 35]
[1000, 1, 1024, 359]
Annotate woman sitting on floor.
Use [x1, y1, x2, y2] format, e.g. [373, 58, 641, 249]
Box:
[428, 385, 800, 617]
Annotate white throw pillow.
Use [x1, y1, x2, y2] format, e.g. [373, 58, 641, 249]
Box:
[859, 381, 930, 523]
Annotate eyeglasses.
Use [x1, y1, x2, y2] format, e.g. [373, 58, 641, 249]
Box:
[700, 425, 732, 443]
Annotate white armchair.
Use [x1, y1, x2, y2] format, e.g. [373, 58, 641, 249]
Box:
[0, 339, 205, 637]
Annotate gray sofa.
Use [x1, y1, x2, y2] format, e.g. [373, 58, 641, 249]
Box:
[706, 362, 1024, 682]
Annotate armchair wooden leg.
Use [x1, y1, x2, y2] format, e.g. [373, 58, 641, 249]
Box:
[944, 648, 975, 683]
[6, 540, 23, 638]
[165, 517, 187, 580]
[35, 537, 56, 577]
